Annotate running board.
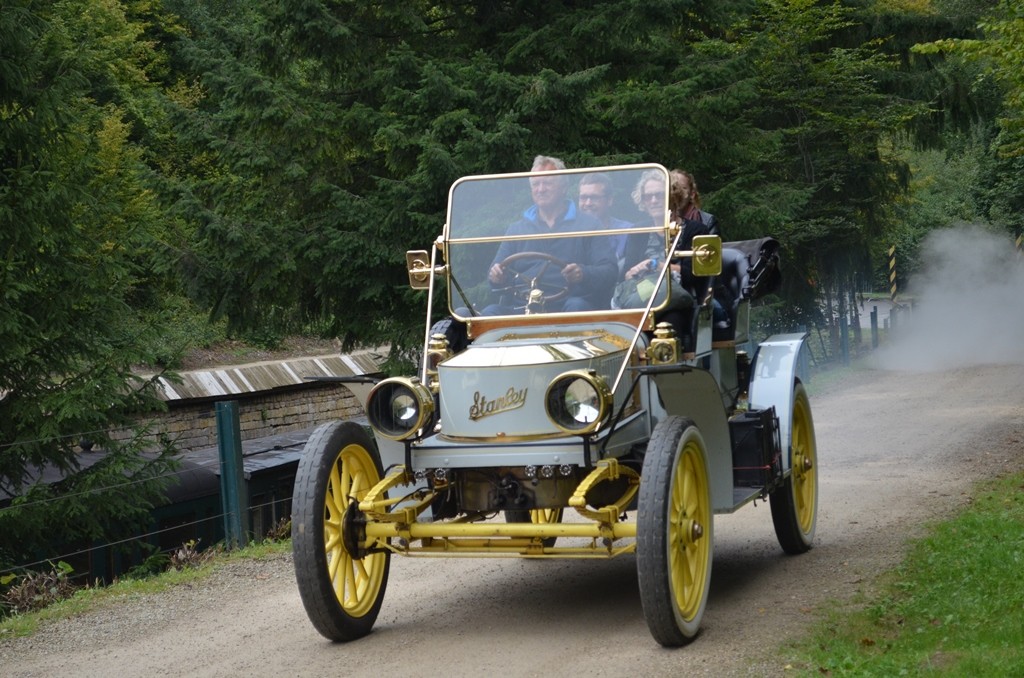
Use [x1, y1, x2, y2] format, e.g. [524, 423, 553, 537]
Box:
[715, 486, 765, 515]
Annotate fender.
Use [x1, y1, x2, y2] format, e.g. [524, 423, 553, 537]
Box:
[748, 332, 811, 474]
[649, 368, 733, 511]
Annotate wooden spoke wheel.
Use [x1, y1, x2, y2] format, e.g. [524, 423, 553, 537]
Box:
[770, 382, 818, 554]
[637, 416, 713, 646]
[292, 421, 390, 641]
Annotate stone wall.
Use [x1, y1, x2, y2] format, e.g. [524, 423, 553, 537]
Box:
[113, 382, 364, 453]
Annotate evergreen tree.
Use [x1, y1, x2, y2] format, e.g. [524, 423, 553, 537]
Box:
[1, 0, 179, 568]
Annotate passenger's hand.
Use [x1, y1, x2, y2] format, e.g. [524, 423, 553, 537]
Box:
[561, 263, 583, 284]
[488, 263, 506, 284]
[625, 259, 652, 280]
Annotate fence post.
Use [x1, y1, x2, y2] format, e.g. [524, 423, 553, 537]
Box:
[216, 400, 249, 548]
[871, 305, 879, 348]
[839, 313, 850, 365]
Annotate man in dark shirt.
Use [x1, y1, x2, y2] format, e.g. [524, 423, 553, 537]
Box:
[578, 171, 635, 275]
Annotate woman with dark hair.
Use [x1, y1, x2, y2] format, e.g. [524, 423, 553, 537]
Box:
[670, 170, 719, 237]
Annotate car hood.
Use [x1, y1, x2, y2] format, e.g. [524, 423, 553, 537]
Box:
[436, 324, 634, 439]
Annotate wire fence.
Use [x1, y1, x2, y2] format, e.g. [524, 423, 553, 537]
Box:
[1, 428, 309, 579]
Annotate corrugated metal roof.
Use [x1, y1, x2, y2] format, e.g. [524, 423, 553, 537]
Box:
[149, 351, 382, 402]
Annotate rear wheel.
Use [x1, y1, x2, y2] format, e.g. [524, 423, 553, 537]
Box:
[770, 382, 818, 554]
[505, 507, 564, 547]
[427, 316, 468, 354]
[292, 421, 390, 641]
[637, 416, 713, 646]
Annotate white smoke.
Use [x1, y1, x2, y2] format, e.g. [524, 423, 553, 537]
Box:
[871, 225, 1024, 371]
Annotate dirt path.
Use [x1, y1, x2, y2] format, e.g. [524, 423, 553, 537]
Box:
[3, 362, 1023, 678]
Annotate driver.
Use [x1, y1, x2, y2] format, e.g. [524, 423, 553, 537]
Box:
[482, 156, 617, 315]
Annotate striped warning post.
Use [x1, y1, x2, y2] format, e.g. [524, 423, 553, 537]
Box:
[888, 245, 897, 302]
[1017, 233, 1022, 256]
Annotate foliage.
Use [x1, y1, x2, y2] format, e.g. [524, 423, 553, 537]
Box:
[907, 1, 1024, 238]
[158, 0, 939, 347]
[0, 539, 290, 636]
[264, 517, 292, 542]
[0, 0, 183, 570]
[694, 0, 925, 329]
[915, 0, 1024, 158]
[876, 133, 988, 288]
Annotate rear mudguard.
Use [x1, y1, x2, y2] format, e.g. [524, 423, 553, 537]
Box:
[748, 332, 811, 475]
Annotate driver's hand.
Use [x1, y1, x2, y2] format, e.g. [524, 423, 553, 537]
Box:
[561, 263, 583, 285]
[488, 263, 506, 284]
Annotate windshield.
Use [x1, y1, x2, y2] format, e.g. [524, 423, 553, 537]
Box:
[444, 164, 674, 320]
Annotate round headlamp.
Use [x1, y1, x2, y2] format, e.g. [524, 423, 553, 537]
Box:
[366, 377, 435, 441]
[545, 369, 612, 435]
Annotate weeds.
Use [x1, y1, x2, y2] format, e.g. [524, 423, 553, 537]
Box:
[1, 537, 230, 622]
[1, 561, 81, 615]
[264, 517, 291, 542]
[169, 540, 222, 570]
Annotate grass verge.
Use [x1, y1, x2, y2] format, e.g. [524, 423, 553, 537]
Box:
[784, 471, 1024, 676]
[0, 540, 290, 639]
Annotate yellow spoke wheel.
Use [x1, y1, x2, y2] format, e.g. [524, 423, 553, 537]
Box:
[637, 416, 713, 647]
[770, 381, 819, 554]
[293, 421, 390, 641]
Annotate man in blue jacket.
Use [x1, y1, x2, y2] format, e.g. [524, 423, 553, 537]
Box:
[483, 156, 617, 315]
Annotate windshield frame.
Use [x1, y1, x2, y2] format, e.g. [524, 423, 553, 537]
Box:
[441, 163, 674, 325]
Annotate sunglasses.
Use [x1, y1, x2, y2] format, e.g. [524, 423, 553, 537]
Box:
[642, 191, 665, 202]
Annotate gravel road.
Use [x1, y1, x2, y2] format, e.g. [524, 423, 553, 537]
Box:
[3, 360, 1023, 678]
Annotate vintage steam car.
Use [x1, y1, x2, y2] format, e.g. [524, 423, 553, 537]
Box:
[291, 163, 818, 647]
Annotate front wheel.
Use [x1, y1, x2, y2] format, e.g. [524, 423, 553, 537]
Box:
[292, 421, 390, 641]
[770, 382, 818, 554]
[637, 416, 714, 647]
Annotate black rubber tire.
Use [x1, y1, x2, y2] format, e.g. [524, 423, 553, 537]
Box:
[769, 382, 818, 554]
[636, 416, 714, 647]
[292, 421, 390, 641]
[428, 316, 469, 354]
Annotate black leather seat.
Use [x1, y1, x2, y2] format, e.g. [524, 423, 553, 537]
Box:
[713, 248, 749, 341]
[713, 238, 782, 342]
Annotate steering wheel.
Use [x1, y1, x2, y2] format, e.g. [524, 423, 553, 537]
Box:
[496, 251, 570, 305]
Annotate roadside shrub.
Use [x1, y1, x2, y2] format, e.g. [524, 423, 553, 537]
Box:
[126, 552, 171, 579]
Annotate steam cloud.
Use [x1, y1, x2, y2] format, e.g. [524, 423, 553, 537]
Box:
[872, 225, 1024, 371]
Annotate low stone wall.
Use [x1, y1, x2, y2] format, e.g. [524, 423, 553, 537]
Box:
[117, 383, 363, 453]
[111, 352, 380, 453]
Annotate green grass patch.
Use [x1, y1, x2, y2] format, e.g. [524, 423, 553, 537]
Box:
[787, 472, 1024, 676]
